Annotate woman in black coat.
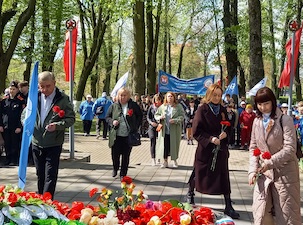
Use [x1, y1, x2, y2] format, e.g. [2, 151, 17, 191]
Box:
[146, 94, 163, 166]
[192, 84, 239, 219]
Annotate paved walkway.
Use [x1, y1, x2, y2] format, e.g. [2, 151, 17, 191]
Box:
[1, 134, 303, 224]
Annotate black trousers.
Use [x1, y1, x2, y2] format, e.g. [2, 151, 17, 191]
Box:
[164, 134, 170, 159]
[96, 118, 108, 138]
[32, 145, 62, 199]
[3, 128, 21, 164]
[83, 120, 92, 134]
[112, 136, 132, 177]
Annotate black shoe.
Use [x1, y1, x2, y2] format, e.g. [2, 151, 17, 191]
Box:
[224, 207, 240, 219]
[185, 191, 195, 204]
[120, 176, 124, 181]
[112, 170, 117, 177]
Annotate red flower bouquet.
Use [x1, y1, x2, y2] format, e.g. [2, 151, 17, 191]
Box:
[252, 148, 272, 188]
[43, 105, 66, 137]
[211, 120, 231, 171]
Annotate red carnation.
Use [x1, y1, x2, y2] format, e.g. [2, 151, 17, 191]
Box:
[262, 151, 272, 160]
[128, 109, 133, 117]
[89, 188, 98, 198]
[53, 105, 60, 113]
[58, 110, 65, 118]
[42, 192, 52, 201]
[253, 148, 261, 156]
[121, 176, 133, 184]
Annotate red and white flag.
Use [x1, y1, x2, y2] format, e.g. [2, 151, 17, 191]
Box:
[278, 26, 302, 88]
[63, 24, 78, 81]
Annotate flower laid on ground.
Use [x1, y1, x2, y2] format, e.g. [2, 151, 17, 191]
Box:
[78, 176, 217, 225]
[210, 120, 231, 171]
[0, 184, 84, 224]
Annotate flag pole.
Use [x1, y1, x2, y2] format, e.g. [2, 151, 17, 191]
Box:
[66, 19, 76, 159]
[288, 20, 301, 116]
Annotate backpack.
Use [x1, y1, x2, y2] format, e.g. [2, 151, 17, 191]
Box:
[280, 115, 303, 159]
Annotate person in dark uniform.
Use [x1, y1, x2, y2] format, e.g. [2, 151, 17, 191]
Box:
[18, 81, 29, 104]
[0, 81, 26, 166]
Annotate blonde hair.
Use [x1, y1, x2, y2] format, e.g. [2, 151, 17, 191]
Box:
[117, 87, 131, 99]
[203, 84, 223, 104]
[163, 92, 178, 106]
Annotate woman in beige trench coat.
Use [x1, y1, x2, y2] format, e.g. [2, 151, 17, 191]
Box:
[248, 87, 301, 225]
[154, 92, 184, 168]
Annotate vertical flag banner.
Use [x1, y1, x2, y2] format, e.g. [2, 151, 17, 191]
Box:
[110, 72, 129, 97]
[158, 70, 214, 95]
[63, 23, 78, 81]
[223, 76, 238, 100]
[18, 61, 39, 189]
[248, 77, 267, 96]
[278, 26, 302, 88]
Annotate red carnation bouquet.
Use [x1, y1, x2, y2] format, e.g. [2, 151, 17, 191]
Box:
[210, 120, 231, 171]
[43, 105, 65, 137]
[252, 148, 272, 187]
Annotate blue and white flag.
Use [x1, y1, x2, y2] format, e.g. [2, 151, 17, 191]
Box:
[18, 61, 39, 189]
[248, 77, 267, 96]
[110, 72, 129, 98]
[158, 70, 214, 95]
[223, 76, 238, 100]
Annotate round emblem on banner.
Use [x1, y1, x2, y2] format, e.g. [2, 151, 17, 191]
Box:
[204, 78, 214, 88]
[160, 75, 168, 85]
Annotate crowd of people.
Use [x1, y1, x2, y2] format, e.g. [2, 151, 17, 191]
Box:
[0, 79, 302, 223]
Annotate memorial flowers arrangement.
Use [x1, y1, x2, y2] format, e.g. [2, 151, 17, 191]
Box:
[210, 120, 231, 171]
[75, 176, 216, 225]
[0, 177, 222, 224]
[0, 184, 84, 225]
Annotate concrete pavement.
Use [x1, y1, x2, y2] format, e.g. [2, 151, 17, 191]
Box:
[0, 134, 303, 224]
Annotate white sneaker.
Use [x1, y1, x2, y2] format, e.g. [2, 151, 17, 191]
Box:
[160, 161, 168, 168]
[151, 159, 156, 166]
[172, 160, 178, 168]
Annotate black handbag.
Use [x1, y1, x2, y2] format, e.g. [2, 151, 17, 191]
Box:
[128, 132, 141, 146]
[121, 108, 141, 147]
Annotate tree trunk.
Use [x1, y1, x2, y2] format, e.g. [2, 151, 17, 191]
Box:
[223, 0, 239, 87]
[75, 4, 110, 101]
[103, 26, 113, 94]
[0, 0, 36, 93]
[146, 0, 154, 93]
[295, 0, 302, 101]
[248, 0, 264, 89]
[23, 15, 35, 82]
[90, 59, 98, 98]
[115, 22, 123, 83]
[162, 0, 169, 72]
[268, 0, 277, 93]
[168, 30, 172, 74]
[132, 0, 146, 95]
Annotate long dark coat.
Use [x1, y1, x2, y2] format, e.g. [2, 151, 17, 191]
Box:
[192, 103, 231, 195]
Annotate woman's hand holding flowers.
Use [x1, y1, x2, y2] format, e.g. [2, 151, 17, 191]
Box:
[248, 173, 256, 185]
[211, 137, 220, 145]
[219, 131, 227, 140]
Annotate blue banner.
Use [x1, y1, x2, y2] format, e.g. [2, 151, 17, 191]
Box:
[223, 76, 238, 100]
[158, 70, 214, 95]
[18, 61, 39, 189]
